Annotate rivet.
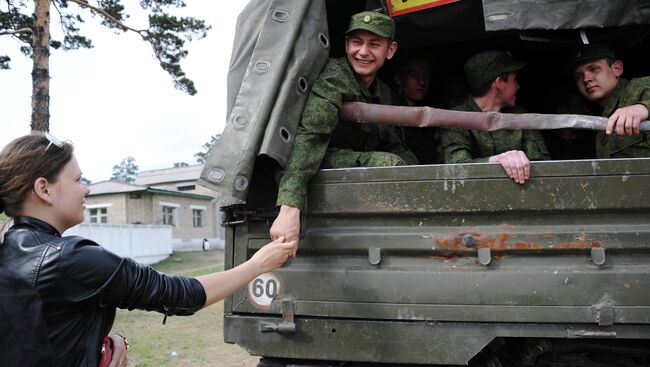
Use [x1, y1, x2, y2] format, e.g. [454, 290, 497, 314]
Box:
[254, 60, 271, 72]
[272, 10, 289, 22]
[462, 234, 475, 247]
[234, 176, 249, 191]
[279, 127, 291, 143]
[318, 32, 329, 48]
[208, 169, 225, 182]
[297, 77, 309, 93]
[232, 115, 249, 126]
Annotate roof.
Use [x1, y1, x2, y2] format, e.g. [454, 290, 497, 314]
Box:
[89, 180, 214, 200]
[134, 164, 203, 186]
[89, 181, 145, 195]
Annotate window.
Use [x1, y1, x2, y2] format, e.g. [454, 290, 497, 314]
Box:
[177, 185, 196, 191]
[89, 208, 108, 224]
[162, 206, 176, 226]
[193, 209, 203, 227]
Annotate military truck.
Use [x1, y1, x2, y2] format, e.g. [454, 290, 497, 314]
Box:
[199, 0, 650, 365]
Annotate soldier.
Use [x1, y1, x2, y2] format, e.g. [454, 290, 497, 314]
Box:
[391, 53, 438, 164]
[568, 44, 650, 158]
[438, 50, 549, 184]
[392, 54, 432, 107]
[270, 11, 417, 253]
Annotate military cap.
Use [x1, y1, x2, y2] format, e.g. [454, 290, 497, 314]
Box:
[566, 44, 617, 74]
[346, 11, 395, 40]
[464, 50, 526, 89]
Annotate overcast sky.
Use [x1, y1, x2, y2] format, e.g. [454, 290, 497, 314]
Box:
[0, 1, 248, 183]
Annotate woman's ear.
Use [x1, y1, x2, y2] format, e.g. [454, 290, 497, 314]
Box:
[33, 177, 53, 204]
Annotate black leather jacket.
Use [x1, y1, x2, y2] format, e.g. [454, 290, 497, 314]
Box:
[0, 267, 54, 367]
[0, 217, 206, 367]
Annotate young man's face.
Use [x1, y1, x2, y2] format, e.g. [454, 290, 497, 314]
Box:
[573, 59, 622, 103]
[345, 30, 397, 87]
[398, 59, 432, 105]
[498, 71, 520, 108]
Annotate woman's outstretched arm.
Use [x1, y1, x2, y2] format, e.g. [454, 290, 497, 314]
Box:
[196, 237, 297, 307]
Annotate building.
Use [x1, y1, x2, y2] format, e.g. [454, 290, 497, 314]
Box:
[86, 164, 224, 251]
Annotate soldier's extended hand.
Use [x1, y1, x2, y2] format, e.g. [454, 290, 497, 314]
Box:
[270, 205, 301, 257]
[489, 150, 530, 184]
[607, 104, 648, 136]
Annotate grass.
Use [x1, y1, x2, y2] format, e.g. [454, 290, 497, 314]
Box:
[112, 250, 259, 367]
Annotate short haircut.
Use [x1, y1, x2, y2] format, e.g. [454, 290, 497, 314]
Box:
[470, 71, 510, 97]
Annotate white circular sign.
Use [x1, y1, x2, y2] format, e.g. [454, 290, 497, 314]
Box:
[247, 272, 281, 309]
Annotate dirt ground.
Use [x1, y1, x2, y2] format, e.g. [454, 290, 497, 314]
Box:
[112, 250, 259, 367]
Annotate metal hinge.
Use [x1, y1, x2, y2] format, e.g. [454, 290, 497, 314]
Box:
[222, 209, 257, 227]
[260, 298, 297, 334]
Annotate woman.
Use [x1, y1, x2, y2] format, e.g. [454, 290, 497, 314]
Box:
[0, 133, 297, 367]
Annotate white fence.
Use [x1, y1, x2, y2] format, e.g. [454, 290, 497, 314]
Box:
[65, 224, 172, 265]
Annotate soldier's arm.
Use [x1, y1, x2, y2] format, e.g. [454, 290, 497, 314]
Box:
[273, 75, 343, 251]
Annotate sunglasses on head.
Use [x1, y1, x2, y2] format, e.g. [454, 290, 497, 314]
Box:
[44, 132, 64, 151]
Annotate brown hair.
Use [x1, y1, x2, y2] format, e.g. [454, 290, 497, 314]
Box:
[0, 133, 74, 216]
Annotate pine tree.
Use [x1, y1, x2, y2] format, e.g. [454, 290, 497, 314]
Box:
[194, 134, 220, 164]
[111, 156, 138, 183]
[1, 0, 210, 131]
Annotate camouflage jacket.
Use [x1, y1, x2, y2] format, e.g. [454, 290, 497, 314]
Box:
[277, 57, 414, 209]
[596, 77, 650, 158]
[438, 96, 550, 163]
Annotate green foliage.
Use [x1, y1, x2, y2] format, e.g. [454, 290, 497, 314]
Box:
[194, 134, 220, 164]
[0, 0, 210, 94]
[111, 156, 139, 183]
[0, 55, 9, 69]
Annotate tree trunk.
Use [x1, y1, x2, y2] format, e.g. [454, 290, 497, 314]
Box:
[31, 0, 50, 132]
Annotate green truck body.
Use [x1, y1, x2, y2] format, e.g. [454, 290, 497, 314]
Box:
[199, 0, 650, 365]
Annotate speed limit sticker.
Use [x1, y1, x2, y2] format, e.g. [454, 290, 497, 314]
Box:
[247, 272, 281, 309]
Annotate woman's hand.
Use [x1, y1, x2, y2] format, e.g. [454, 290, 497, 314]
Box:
[250, 237, 299, 275]
[196, 237, 298, 307]
[108, 334, 129, 367]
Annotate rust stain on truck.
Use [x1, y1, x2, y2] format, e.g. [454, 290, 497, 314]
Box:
[434, 232, 601, 254]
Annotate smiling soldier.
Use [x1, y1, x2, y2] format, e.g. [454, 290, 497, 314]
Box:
[270, 11, 417, 254]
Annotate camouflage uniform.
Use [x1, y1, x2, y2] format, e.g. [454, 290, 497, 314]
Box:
[391, 90, 439, 164]
[276, 57, 417, 209]
[596, 77, 650, 158]
[438, 96, 550, 163]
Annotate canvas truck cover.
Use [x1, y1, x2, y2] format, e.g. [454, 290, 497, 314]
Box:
[482, 0, 650, 31]
[199, 0, 650, 206]
[198, 0, 329, 206]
